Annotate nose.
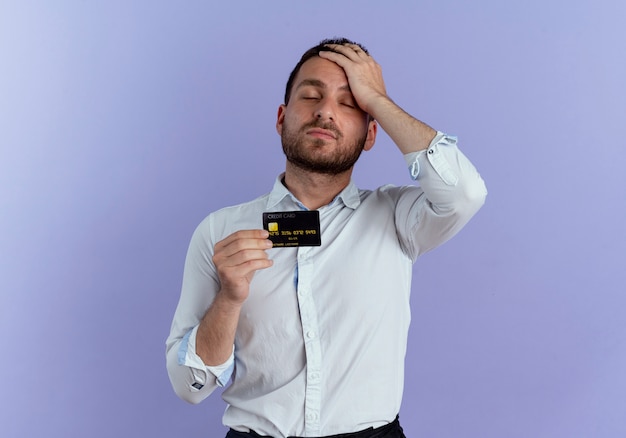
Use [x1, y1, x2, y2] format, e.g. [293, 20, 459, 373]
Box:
[314, 99, 335, 121]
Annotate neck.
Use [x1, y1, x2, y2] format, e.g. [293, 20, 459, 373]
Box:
[283, 162, 353, 210]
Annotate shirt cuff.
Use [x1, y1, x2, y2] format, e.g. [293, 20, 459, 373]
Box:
[404, 131, 459, 185]
[178, 326, 235, 388]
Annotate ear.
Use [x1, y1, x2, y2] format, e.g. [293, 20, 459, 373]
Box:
[276, 104, 287, 136]
[363, 119, 378, 151]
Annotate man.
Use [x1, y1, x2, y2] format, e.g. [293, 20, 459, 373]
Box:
[166, 38, 487, 438]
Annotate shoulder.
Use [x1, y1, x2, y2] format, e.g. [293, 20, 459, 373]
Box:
[194, 192, 271, 241]
[212, 192, 271, 220]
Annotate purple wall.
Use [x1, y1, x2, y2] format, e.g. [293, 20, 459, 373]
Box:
[2, 1, 625, 437]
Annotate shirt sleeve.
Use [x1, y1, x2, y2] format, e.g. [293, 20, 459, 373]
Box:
[178, 326, 235, 387]
[395, 132, 487, 260]
[165, 216, 235, 404]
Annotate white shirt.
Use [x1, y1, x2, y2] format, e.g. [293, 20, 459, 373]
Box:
[166, 132, 487, 437]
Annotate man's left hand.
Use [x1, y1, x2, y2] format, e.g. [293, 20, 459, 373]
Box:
[318, 43, 388, 116]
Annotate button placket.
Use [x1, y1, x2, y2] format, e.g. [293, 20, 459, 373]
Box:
[295, 246, 322, 436]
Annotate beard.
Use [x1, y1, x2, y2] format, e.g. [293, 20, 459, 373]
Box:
[281, 119, 367, 175]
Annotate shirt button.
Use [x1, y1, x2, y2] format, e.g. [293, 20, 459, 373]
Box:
[309, 372, 320, 380]
[428, 149, 434, 154]
[306, 412, 318, 421]
[306, 330, 315, 339]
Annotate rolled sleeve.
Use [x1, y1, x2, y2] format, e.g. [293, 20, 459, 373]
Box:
[166, 325, 235, 403]
[399, 132, 487, 258]
[179, 326, 235, 388]
[404, 132, 459, 185]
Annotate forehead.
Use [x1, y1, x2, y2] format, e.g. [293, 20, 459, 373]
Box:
[293, 56, 350, 90]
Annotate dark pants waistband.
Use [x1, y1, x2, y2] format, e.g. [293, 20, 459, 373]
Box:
[226, 415, 405, 438]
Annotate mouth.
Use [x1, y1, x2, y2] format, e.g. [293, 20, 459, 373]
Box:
[306, 128, 337, 140]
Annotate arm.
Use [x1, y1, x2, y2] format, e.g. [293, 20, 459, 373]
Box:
[166, 225, 273, 404]
[319, 44, 486, 256]
[397, 133, 487, 259]
[196, 229, 273, 365]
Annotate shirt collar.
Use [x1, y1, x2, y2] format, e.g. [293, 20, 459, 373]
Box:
[266, 174, 361, 211]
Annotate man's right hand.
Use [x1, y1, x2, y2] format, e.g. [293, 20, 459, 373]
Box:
[212, 229, 274, 304]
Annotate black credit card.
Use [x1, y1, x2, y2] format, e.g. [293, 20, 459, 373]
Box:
[262, 211, 321, 247]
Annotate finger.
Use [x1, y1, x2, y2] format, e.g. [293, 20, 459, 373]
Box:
[345, 43, 368, 56]
[216, 261, 273, 296]
[322, 44, 358, 61]
[323, 43, 367, 60]
[318, 49, 354, 70]
[215, 229, 270, 251]
[215, 251, 273, 281]
[216, 238, 273, 261]
[215, 246, 271, 268]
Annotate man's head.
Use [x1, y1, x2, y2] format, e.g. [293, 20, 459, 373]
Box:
[283, 37, 369, 105]
[276, 38, 377, 176]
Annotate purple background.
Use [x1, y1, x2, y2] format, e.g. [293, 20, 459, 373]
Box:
[1, 1, 625, 437]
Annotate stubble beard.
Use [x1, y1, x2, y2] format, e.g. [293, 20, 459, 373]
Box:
[281, 120, 367, 175]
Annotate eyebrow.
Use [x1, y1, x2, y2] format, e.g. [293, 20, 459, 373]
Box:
[295, 78, 351, 93]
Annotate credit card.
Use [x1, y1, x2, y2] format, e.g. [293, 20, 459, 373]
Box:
[262, 211, 321, 247]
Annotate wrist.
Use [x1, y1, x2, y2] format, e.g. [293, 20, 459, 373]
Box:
[362, 94, 394, 120]
[215, 287, 248, 308]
